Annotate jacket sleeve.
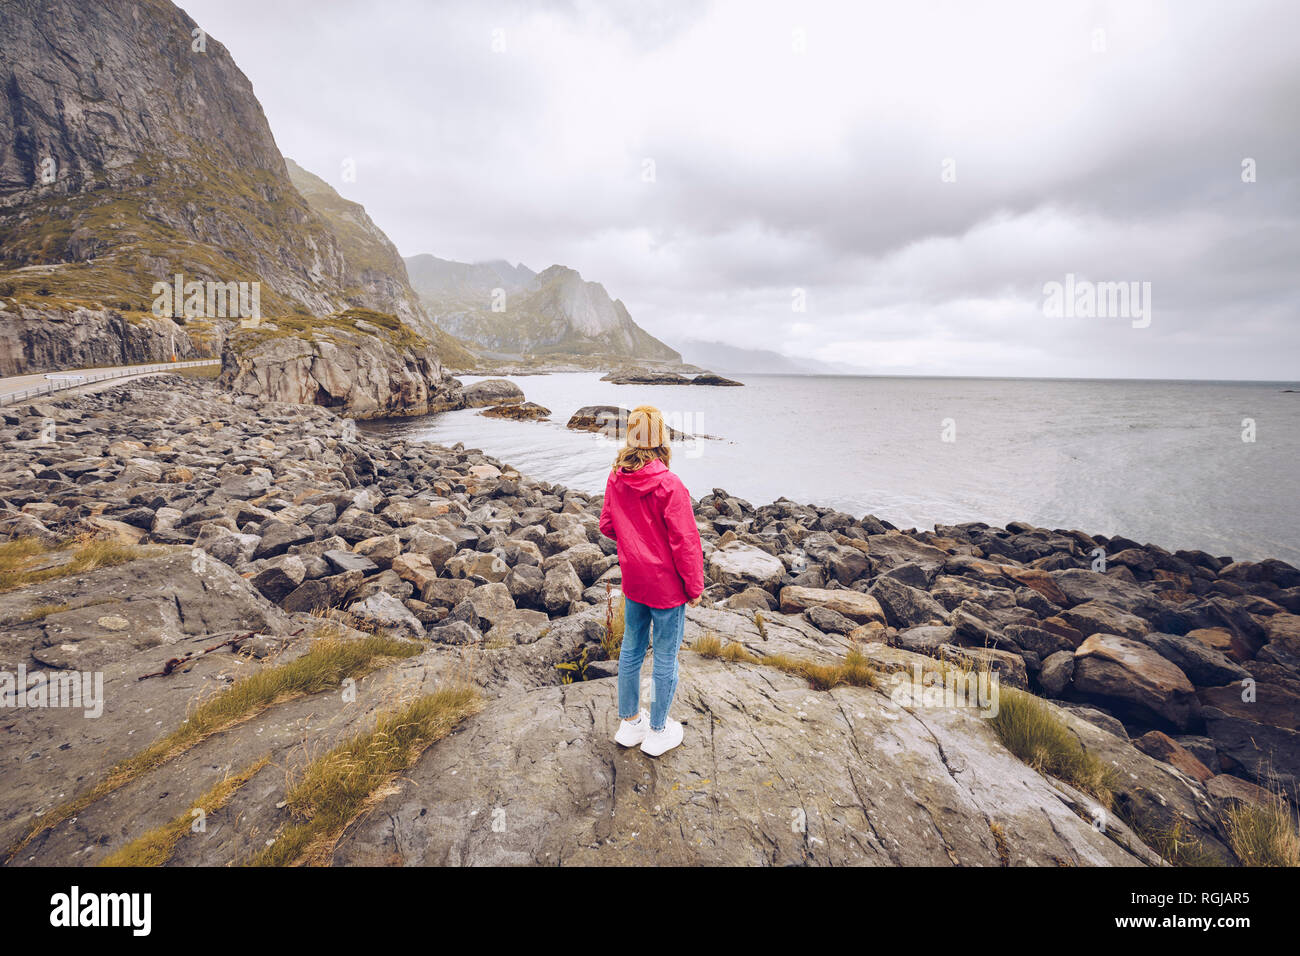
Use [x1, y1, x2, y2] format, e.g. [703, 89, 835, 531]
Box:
[598, 473, 617, 540]
[662, 479, 704, 600]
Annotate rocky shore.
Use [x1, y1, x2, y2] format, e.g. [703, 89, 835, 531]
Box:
[1, 374, 1296, 866]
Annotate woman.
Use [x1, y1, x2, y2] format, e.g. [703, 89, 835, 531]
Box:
[598, 404, 704, 756]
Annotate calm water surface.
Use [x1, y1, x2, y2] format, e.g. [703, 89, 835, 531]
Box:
[367, 373, 1300, 565]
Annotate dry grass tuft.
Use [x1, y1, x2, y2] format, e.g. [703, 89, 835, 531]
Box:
[99, 756, 270, 867]
[0, 536, 150, 592]
[602, 586, 625, 659]
[251, 685, 481, 866]
[691, 633, 876, 690]
[6, 629, 421, 861]
[988, 687, 1116, 809]
[692, 632, 723, 658]
[1224, 794, 1300, 867]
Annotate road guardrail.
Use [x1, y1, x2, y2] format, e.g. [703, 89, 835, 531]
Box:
[0, 359, 221, 406]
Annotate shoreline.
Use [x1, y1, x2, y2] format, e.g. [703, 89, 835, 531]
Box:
[0, 373, 1296, 866]
[364, 374, 1289, 567]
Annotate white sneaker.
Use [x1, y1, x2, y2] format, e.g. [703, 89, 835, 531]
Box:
[640, 718, 684, 757]
[615, 711, 650, 747]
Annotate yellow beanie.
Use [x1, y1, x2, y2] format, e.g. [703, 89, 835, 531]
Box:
[626, 405, 667, 449]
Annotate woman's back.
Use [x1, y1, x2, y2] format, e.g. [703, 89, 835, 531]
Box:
[599, 458, 704, 609]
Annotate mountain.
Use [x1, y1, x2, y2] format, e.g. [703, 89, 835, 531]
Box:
[282, 159, 432, 335]
[0, 0, 355, 320]
[405, 254, 680, 363]
[677, 338, 870, 375]
[284, 161, 478, 369]
[405, 255, 536, 304]
[0, 0, 479, 398]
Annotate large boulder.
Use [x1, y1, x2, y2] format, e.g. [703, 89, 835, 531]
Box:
[1038, 651, 1075, 696]
[0, 549, 289, 673]
[347, 592, 425, 640]
[1072, 633, 1199, 730]
[1262, 612, 1300, 657]
[281, 570, 365, 614]
[868, 576, 949, 629]
[801, 532, 871, 584]
[707, 542, 785, 591]
[419, 577, 477, 609]
[461, 583, 518, 631]
[542, 561, 584, 613]
[445, 550, 509, 583]
[253, 519, 314, 559]
[462, 378, 524, 408]
[1197, 681, 1300, 788]
[251, 554, 307, 603]
[1050, 568, 1160, 616]
[1133, 730, 1214, 783]
[1060, 601, 1149, 640]
[1137, 632, 1250, 687]
[865, 533, 949, 575]
[778, 586, 885, 625]
[1003, 623, 1077, 657]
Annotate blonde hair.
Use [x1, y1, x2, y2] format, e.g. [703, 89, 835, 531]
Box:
[612, 404, 672, 472]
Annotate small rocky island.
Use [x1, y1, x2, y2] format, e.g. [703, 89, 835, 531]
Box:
[0, 373, 1295, 867]
[600, 367, 744, 386]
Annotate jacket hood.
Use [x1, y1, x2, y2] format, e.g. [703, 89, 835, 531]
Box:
[612, 459, 670, 495]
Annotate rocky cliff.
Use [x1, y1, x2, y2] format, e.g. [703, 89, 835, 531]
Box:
[0, 302, 220, 376]
[0, 0, 469, 401]
[0, 0, 353, 318]
[282, 162, 480, 374]
[218, 310, 463, 418]
[407, 255, 681, 363]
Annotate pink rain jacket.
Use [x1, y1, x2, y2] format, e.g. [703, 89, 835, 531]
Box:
[599, 460, 704, 609]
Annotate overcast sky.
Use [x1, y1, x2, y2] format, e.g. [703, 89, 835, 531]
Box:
[180, 0, 1298, 379]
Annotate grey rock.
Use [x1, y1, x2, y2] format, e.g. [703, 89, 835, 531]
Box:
[543, 561, 584, 613]
[804, 605, 859, 635]
[1037, 650, 1075, 696]
[254, 519, 314, 559]
[251, 555, 307, 603]
[869, 576, 949, 629]
[323, 549, 380, 575]
[348, 592, 425, 640]
[1138, 631, 1250, 686]
[895, 625, 956, 654]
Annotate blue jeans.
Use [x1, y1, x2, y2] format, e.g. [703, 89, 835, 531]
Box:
[617, 597, 686, 732]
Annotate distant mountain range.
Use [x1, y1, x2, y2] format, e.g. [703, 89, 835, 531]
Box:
[675, 338, 870, 375]
[405, 254, 680, 363]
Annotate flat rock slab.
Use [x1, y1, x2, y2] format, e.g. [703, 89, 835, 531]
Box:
[331, 654, 1144, 867]
[10, 643, 463, 867]
[0, 549, 288, 673]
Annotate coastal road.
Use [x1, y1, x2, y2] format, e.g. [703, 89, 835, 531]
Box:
[0, 359, 220, 406]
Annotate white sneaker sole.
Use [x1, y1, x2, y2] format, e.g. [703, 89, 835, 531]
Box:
[640, 724, 684, 757]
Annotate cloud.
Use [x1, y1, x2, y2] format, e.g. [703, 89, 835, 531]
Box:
[181, 0, 1300, 379]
